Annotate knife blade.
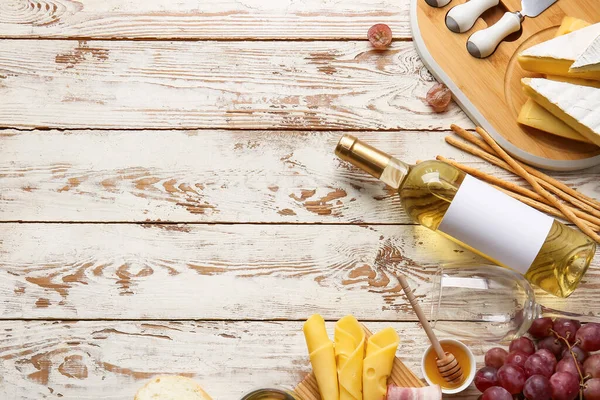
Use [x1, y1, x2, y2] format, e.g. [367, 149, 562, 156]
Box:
[466, 0, 558, 58]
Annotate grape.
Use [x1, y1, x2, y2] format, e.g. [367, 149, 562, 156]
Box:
[538, 336, 565, 358]
[584, 354, 600, 379]
[529, 317, 554, 338]
[509, 337, 536, 355]
[485, 347, 508, 369]
[474, 367, 498, 393]
[367, 24, 392, 49]
[536, 348, 557, 369]
[584, 378, 600, 400]
[524, 354, 554, 378]
[576, 323, 600, 352]
[481, 386, 512, 400]
[556, 356, 583, 378]
[562, 346, 588, 364]
[549, 372, 580, 400]
[523, 375, 551, 400]
[553, 319, 581, 344]
[497, 364, 527, 394]
[425, 83, 452, 113]
[506, 351, 529, 369]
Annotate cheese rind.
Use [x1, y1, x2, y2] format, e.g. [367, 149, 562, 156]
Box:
[546, 75, 600, 88]
[304, 314, 339, 400]
[335, 315, 366, 400]
[518, 23, 600, 80]
[571, 36, 600, 73]
[517, 99, 591, 143]
[363, 327, 399, 400]
[521, 22, 600, 60]
[521, 78, 600, 146]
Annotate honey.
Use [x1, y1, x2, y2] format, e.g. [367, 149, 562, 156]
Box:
[423, 342, 472, 389]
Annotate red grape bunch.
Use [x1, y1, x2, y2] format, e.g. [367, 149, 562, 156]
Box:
[474, 319, 600, 400]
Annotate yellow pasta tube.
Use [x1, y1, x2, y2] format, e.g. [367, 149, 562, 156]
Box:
[303, 314, 339, 400]
[362, 327, 399, 400]
[335, 315, 365, 400]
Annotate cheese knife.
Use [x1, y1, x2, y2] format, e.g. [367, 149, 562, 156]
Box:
[466, 0, 558, 58]
[446, 0, 499, 33]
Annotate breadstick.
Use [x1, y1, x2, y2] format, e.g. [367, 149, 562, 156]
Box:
[495, 187, 600, 232]
[450, 124, 600, 212]
[436, 156, 600, 228]
[475, 127, 600, 243]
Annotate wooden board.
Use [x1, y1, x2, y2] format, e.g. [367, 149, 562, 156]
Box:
[294, 325, 424, 400]
[411, 0, 600, 170]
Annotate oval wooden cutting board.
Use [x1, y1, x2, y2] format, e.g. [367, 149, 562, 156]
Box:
[411, 0, 600, 171]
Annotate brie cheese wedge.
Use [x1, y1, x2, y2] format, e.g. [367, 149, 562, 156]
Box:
[521, 78, 600, 146]
[518, 99, 591, 143]
[571, 36, 600, 74]
[519, 23, 600, 80]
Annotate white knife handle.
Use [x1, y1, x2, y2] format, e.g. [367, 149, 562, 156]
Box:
[466, 12, 522, 58]
[425, 0, 452, 8]
[445, 0, 500, 33]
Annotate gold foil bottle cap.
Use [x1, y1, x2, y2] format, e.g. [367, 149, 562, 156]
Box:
[335, 134, 391, 179]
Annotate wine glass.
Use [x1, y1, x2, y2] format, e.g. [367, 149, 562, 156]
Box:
[401, 264, 598, 343]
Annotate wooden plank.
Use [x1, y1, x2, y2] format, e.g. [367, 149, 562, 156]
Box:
[0, 40, 471, 130]
[0, 320, 494, 400]
[0, 223, 598, 320]
[0, 223, 471, 320]
[0, 0, 409, 40]
[2, 130, 598, 223]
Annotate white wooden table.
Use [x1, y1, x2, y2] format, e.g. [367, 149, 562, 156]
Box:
[0, 1, 599, 399]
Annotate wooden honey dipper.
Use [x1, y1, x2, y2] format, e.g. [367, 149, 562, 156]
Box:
[397, 274, 464, 385]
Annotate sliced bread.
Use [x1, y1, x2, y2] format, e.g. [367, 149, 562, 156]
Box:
[135, 375, 212, 400]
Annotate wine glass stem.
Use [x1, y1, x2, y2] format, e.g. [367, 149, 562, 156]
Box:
[537, 304, 600, 323]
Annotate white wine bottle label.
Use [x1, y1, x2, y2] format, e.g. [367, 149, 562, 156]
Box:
[438, 174, 554, 274]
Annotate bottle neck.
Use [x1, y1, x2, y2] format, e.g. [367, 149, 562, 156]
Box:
[334, 134, 410, 190]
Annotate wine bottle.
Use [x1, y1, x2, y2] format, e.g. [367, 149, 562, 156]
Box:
[335, 134, 596, 297]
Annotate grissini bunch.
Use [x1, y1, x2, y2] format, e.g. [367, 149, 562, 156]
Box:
[443, 124, 600, 244]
